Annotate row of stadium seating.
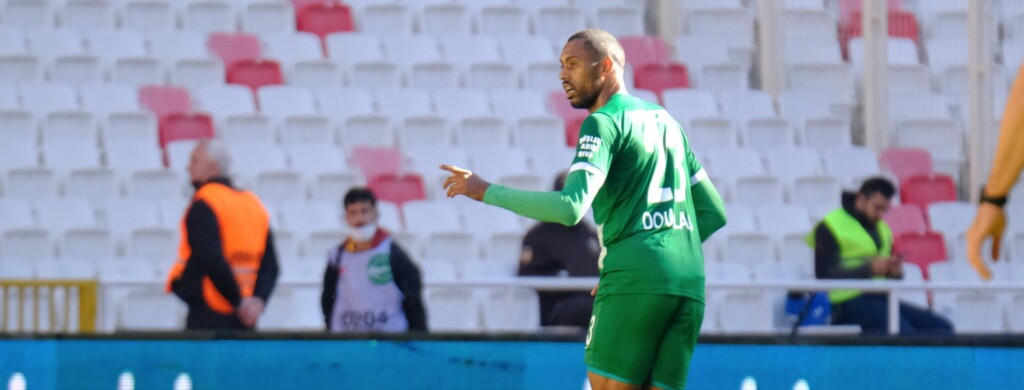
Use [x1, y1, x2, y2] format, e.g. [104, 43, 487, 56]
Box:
[5, 256, 1024, 333]
[1, 0, 1016, 335]
[3, 183, 1021, 268]
[0, 0, 649, 39]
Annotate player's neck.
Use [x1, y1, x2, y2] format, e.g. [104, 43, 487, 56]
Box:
[588, 80, 624, 114]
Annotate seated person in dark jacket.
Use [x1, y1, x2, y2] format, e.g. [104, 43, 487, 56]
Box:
[809, 177, 952, 335]
[518, 172, 601, 328]
[321, 188, 427, 333]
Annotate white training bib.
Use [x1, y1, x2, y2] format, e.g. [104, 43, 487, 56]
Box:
[329, 237, 409, 333]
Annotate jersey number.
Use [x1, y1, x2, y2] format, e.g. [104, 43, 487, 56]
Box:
[642, 117, 686, 205]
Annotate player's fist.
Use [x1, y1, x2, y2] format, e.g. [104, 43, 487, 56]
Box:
[440, 164, 490, 202]
[966, 203, 1007, 281]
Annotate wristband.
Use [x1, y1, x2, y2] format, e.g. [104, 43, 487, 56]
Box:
[980, 187, 1008, 208]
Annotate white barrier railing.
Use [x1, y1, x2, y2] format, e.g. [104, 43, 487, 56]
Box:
[100, 278, 1024, 335]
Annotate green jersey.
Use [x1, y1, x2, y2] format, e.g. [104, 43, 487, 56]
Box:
[570, 93, 707, 300]
[482, 93, 722, 302]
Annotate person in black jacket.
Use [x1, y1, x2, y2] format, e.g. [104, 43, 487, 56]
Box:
[518, 171, 600, 328]
[321, 188, 427, 333]
[168, 139, 279, 330]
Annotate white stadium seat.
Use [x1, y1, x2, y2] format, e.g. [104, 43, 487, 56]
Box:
[123, 0, 176, 34]
[425, 287, 480, 331]
[241, 1, 296, 37]
[5, 168, 57, 202]
[2, 228, 54, 260]
[420, 3, 472, 37]
[361, 4, 414, 36]
[4, 0, 55, 29]
[482, 288, 540, 331]
[534, 6, 586, 43]
[182, 1, 235, 35]
[325, 33, 384, 69]
[118, 288, 185, 330]
[263, 32, 324, 69]
[478, 5, 530, 37]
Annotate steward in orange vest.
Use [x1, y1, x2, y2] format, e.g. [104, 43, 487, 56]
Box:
[167, 177, 279, 330]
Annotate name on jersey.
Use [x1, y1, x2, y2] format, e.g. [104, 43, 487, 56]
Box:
[577, 135, 603, 159]
[642, 209, 694, 232]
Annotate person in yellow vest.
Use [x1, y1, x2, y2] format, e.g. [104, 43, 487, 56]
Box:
[166, 139, 280, 330]
[808, 177, 952, 334]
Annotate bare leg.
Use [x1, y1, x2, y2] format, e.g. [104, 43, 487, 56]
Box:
[588, 371, 643, 390]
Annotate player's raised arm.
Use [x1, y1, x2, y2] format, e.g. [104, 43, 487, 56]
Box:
[440, 164, 604, 227]
[441, 111, 615, 226]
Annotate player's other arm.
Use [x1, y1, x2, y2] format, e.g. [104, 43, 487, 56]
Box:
[684, 131, 726, 242]
[690, 178, 726, 242]
[966, 64, 1024, 279]
[983, 65, 1024, 198]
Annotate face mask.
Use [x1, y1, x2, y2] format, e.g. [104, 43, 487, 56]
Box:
[349, 223, 377, 242]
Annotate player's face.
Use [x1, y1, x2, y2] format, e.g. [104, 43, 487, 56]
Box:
[559, 39, 603, 109]
[856, 192, 891, 224]
[344, 201, 378, 228]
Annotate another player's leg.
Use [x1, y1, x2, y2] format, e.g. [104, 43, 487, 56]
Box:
[649, 297, 705, 390]
[585, 294, 674, 390]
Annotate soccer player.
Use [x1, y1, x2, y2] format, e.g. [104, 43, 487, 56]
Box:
[440, 29, 727, 390]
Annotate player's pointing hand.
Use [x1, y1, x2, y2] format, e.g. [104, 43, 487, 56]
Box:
[440, 164, 491, 202]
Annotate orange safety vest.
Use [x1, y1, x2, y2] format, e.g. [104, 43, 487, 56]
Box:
[165, 182, 270, 314]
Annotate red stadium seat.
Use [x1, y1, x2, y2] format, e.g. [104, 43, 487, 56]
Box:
[900, 174, 957, 211]
[894, 231, 947, 279]
[291, 0, 329, 13]
[619, 35, 670, 69]
[139, 86, 191, 120]
[159, 112, 214, 148]
[565, 115, 586, 147]
[351, 146, 403, 180]
[883, 203, 928, 236]
[840, 9, 920, 57]
[546, 90, 588, 147]
[208, 33, 262, 68]
[634, 62, 690, 102]
[369, 173, 426, 206]
[298, 2, 354, 39]
[881, 148, 933, 183]
[227, 60, 284, 91]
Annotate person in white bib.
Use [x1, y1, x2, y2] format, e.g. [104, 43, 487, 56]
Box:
[321, 188, 427, 333]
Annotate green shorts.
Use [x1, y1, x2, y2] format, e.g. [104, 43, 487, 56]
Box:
[584, 294, 704, 390]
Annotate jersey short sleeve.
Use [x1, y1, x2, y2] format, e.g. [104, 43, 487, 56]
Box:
[683, 125, 707, 186]
[570, 113, 616, 180]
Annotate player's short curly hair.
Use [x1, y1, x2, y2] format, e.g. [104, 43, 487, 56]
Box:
[567, 28, 626, 68]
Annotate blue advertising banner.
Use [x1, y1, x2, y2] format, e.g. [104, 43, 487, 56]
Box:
[3, 339, 1024, 389]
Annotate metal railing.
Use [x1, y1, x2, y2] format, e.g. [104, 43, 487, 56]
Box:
[1, 279, 99, 333]
[99, 277, 1024, 335]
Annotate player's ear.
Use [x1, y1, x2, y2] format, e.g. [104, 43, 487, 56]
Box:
[600, 57, 614, 76]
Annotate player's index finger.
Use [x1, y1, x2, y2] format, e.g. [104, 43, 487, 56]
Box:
[439, 164, 468, 174]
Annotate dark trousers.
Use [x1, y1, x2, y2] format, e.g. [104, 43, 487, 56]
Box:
[185, 305, 248, 331]
[833, 294, 954, 335]
[549, 294, 595, 328]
